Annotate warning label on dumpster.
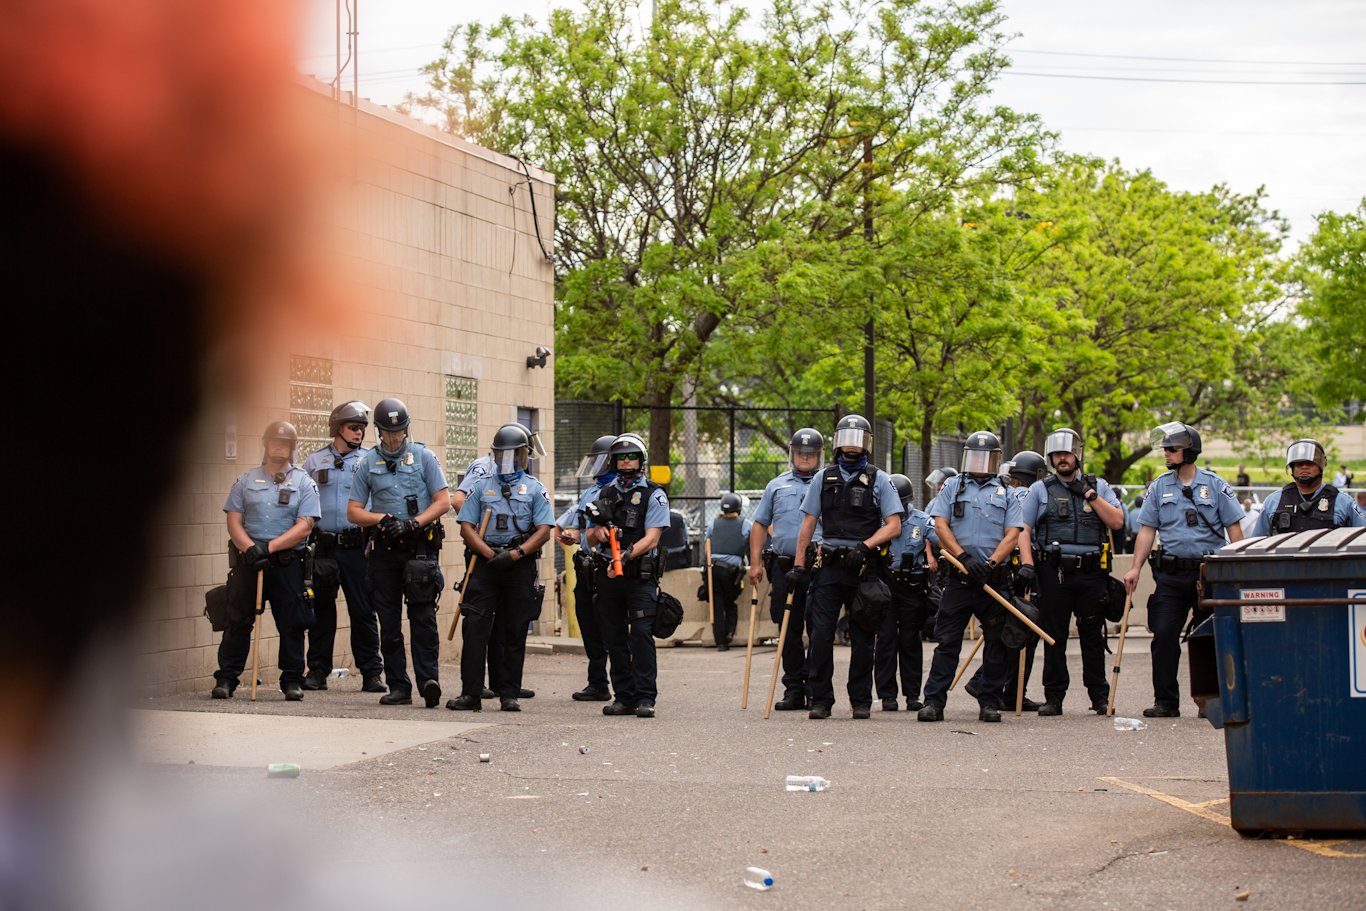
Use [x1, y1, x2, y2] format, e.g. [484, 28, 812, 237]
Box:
[1239, 589, 1285, 622]
[1351, 591, 1366, 698]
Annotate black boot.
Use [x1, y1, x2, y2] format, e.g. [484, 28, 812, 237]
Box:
[635, 701, 655, 718]
[446, 694, 480, 711]
[603, 701, 637, 716]
[1142, 704, 1180, 718]
[808, 704, 831, 719]
[210, 681, 233, 699]
[302, 672, 328, 691]
[773, 695, 808, 711]
[917, 703, 944, 722]
[519, 688, 535, 699]
[851, 705, 871, 719]
[361, 675, 387, 693]
[881, 698, 899, 712]
[1037, 702, 1062, 716]
[422, 679, 442, 708]
[379, 691, 413, 705]
[283, 684, 304, 702]
[906, 700, 924, 712]
[979, 705, 1002, 722]
[1020, 697, 1041, 712]
[481, 687, 496, 699]
[573, 686, 611, 701]
[500, 697, 520, 712]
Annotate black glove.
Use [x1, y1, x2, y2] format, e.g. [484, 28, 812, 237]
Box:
[845, 543, 871, 571]
[243, 543, 270, 571]
[1016, 564, 1037, 591]
[1066, 474, 1096, 500]
[785, 565, 809, 590]
[398, 518, 421, 538]
[957, 551, 991, 586]
[377, 514, 404, 541]
[486, 549, 516, 572]
[585, 499, 614, 526]
[620, 544, 634, 563]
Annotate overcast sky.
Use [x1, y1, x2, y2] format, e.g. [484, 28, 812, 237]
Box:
[296, 0, 1366, 246]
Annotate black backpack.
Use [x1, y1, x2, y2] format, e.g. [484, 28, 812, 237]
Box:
[653, 589, 685, 639]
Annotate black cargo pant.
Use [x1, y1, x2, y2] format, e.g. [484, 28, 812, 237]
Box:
[460, 555, 537, 699]
[767, 563, 811, 702]
[1149, 567, 1204, 709]
[215, 557, 310, 690]
[306, 541, 383, 680]
[368, 543, 443, 696]
[594, 570, 658, 705]
[875, 576, 927, 703]
[573, 559, 609, 692]
[806, 563, 878, 709]
[1036, 566, 1110, 708]
[969, 635, 1037, 705]
[709, 561, 743, 646]
[922, 577, 1011, 710]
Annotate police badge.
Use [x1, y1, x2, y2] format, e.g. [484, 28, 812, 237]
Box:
[517, 483, 527, 495]
[1318, 497, 1330, 512]
[631, 490, 642, 505]
[1199, 485, 1209, 499]
[911, 527, 921, 540]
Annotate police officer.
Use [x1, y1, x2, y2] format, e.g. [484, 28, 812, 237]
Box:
[1126, 495, 1145, 554]
[1124, 422, 1244, 718]
[583, 433, 672, 718]
[876, 474, 938, 711]
[213, 421, 321, 700]
[299, 401, 385, 693]
[788, 415, 902, 720]
[923, 467, 958, 515]
[1022, 430, 1126, 716]
[748, 428, 823, 710]
[1251, 439, 1366, 537]
[706, 493, 752, 651]
[346, 398, 452, 707]
[447, 423, 555, 712]
[918, 431, 1022, 723]
[554, 434, 617, 701]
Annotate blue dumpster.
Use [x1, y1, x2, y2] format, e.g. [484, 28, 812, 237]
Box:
[1190, 527, 1366, 834]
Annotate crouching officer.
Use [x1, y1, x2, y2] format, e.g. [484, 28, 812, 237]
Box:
[1125, 422, 1244, 718]
[300, 401, 385, 692]
[749, 428, 824, 710]
[1022, 431, 1125, 716]
[346, 398, 451, 707]
[555, 434, 618, 701]
[213, 421, 321, 700]
[789, 415, 902, 720]
[447, 424, 554, 712]
[876, 474, 938, 712]
[1252, 439, 1366, 537]
[706, 493, 752, 651]
[583, 433, 671, 718]
[919, 431, 1022, 723]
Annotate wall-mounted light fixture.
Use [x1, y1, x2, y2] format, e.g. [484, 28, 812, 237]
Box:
[527, 346, 551, 368]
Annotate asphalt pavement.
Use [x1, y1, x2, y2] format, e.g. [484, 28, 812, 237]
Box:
[141, 639, 1366, 910]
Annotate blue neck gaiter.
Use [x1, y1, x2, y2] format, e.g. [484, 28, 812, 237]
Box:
[595, 472, 618, 488]
[498, 469, 525, 484]
[838, 453, 868, 473]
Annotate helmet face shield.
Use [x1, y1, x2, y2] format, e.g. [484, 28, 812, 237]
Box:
[575, 452, 613, 478]
[493, 446, 528, 475]
[1286, 440, 1326, 471]
[961, 449, 1001, 476]
[1045, 429, 1084, 465]
[528, 431, 548, 461]
[925, 469, 946, 489]
[1151, 421, 1195, 452]
[833, 427, 873, 454]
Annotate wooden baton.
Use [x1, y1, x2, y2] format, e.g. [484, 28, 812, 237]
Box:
[447, 509, 493, 640]
[938, 551, 1055, 646]
[763, 591, 795, 720]
[1015, 648, 1026, 716]
[250, 569, 264, 701]
[705, 538, 715, 626]
[949, 635, 984, 691]
[1106, 590, 1133, 717]
[742, 589, 759, 709]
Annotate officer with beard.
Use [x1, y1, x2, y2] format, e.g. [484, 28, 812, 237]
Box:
[1124, 422, 1244, 718]
[876, 474, 938, 711]
[1022, 430, 1125, 716]
[1252, 439, 1365, 536]
[749, 428, 824, 710]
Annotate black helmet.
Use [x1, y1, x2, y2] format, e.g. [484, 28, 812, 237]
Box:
[961, 430, 1002, 476]
[328, 400, 370, 437]
[1010, 451, 1048, 485]
[262, 420, 299, 462]
[374, 398, 411, 434]
[610, 432, 648, 480]
[889, 473, 914, 509]
[491, 422, 532, 475]
[1044, 427, 1084, 470]
[575, 434, 618, 479]
[997, 460, 1015, 482]
[1133, 495, 1145, 509]
[924, 466, 958, 491]
[719, 492, 743, 514]
[1285, 439, 1327, 477]
[832, 414, 873, 455]
[790, 426, 825, 458]
[1151, 421, 1201, 465]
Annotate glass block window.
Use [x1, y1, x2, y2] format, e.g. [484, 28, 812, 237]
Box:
[290, 356, 333, 459]
[445, 375, 478, 478]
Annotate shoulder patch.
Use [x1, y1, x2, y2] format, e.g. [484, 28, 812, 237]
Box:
[1222, 484, 1237, 499]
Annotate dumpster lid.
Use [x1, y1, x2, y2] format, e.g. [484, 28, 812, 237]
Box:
[1213, 526, 1366, 559]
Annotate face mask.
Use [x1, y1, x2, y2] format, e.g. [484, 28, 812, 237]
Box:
[793, 466, 819, 480]
[617, 467, 642, 483]
[379, 438, 406, 459]
[595, 472, 618, 488]
[838, 452, 867, 472]
[499, 469, 525, 484]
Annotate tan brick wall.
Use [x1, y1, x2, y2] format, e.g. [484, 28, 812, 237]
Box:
[135, 80, 557, 695]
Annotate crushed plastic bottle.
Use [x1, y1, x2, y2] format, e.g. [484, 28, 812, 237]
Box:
[1112, 717, 1148, 731]
[266, 763, 300, 778]
[785, 775, 831, 792]
[743, 867, 774, 891]
[331, 668, 349, 677]
[579, 746, 590, 755]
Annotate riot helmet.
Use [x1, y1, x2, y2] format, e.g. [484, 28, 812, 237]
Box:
[575, 434, 618, 479]
[924, 466, 958, 492]
[889, 473, 915, 510]
[997, 460, 1015, 482]
[262, 420, 299, 464]
[832, 414, 873, 456]
[1286, 439, 1327, 485]
[719, 492, 743, 515]
[328, 400, 371, 438]
[1045, 427, 1085, 471]
[1150, 421, 1201, 465]
[490, 422, 532, 477]
[1133, 495, 1144, 509]
[789, 427, 825, 477]
[1009, 451, 1048, 485]
[610, 432, 648, 481]
[374, 398, 411, 434]
[961, 431, 1002, 477]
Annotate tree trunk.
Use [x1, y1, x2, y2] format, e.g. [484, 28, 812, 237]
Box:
[919, 409, 936, 500]
[649, 383, 674, 495]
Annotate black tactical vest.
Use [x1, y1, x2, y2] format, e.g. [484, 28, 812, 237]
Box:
[818, 465, 882, 541]
[597, 481, 664, 550]
[710, 515, 747, 557]
[1035, 476, 1105, 548]
[1273, 483, 1339, 534]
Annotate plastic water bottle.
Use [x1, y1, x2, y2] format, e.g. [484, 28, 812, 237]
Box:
[743, 867, 774, 890]
[266, 763, 300, 778]
[1112, 717, 1148, 731]
[331, 668, 349, 677]
[785, 775, 830, 792]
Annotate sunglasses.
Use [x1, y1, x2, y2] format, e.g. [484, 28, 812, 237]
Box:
[344, 423, 366, 432]
[1163, 447, 1181, 453]
[615, 452, 642, 461]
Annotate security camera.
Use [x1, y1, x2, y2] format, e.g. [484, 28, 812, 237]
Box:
[527, 346, 552, 368]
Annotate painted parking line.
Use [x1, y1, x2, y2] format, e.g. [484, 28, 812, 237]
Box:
[1101, 776, 1366, 859]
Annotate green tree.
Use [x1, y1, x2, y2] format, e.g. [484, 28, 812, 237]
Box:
[1298, 199, 1366, 412]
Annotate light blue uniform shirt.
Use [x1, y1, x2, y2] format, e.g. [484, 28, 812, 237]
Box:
[1137, 468, 1245, 559]
[1127, 505, 1144, 535]
[1021, 475, 1123, 555]
[706, 517, 754, 566]
[1251, 483, 1366, 537]
[928, 474, 1024, 563]
[457, 472, 555, 546]
[752, 470, 817, 558]
[224, 464, 321, 549]
[456, 455, 494, 497]
[889, 506, 936, 567]
[556, 485, 604, 530]
[799, 465, 902, 547]
[301, 443, 368, 534]
[588, 476, 671, 555]
[348, 440, 449, 515]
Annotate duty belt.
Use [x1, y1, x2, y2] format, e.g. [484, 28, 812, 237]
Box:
[1039, 549, 1104, 573]
[887, 566, 928, 587]
[953, 563, 1010, 586]
[465, 533, 531, 562]
[763, 544, 817, 576]
[315, 526, 367, 549]
[1149, 548, 1205, 573]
